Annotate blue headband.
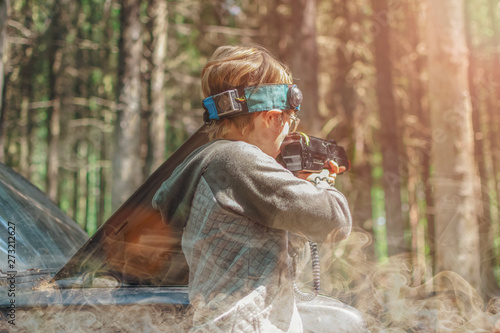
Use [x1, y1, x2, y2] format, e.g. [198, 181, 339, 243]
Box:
[203, 84, 302, 122]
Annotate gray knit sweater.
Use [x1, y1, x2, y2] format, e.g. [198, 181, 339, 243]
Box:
[152, 140, 352, 332]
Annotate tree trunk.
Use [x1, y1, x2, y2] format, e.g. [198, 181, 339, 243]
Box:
[404, 0, 435, 282]
[332, 0, 376, 259]
[147, 0, 168, 173]
[98, 133, 108, 228]
[371, 0, 406, 256]
[95, 0, 115, 228]
[112, 0, 144, 211]
[289, 0, 321, 135]
[0, 0, 8, 162]
[71, 142, 79, 222]
[405, 0, 437, 276]
[19, 53, 35, 180]
[465, 0, 499, 298]
[482, 0, 500, 295]
[427, 0, 482, 293]
[84, 143, 91, 233]
[470, 55, 499, 295]
[46, 8, 64, 202]
[79, 141, 88, 231]
[47, 0, 77, 204]
[488, 0, 500, 233]
[263, 0, 288, 61]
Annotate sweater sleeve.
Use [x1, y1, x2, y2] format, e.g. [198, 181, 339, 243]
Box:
[202, 141, 352, 243]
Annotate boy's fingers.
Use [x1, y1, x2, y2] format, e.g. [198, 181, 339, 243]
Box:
[327, 160, 345, 174]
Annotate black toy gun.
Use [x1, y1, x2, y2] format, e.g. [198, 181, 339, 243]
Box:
[280, 132, 350, 174]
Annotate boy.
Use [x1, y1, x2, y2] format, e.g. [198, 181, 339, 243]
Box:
[153, 45, 352, 332]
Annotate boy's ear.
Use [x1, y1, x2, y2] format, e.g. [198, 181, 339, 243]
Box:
[262, 110, 282, 128]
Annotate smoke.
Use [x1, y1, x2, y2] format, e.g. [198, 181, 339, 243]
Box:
[296, 228, 500, 332]
[1, 229, 499, 332]
[1, 304, 192, 333]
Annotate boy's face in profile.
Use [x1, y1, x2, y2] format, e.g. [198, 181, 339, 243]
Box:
[246, 109, 298, 158]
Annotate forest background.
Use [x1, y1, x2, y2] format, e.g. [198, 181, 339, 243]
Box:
[1, 0, 500, 330]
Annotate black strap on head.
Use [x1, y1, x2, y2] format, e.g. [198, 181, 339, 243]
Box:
[203, 109, 211, 123]
[236, 86, 249, 113]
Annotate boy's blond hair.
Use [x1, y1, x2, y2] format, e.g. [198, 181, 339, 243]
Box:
[201, 45, 293, 140]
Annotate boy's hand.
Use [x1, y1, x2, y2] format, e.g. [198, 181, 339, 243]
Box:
[295, 160, 345, 186]
[326, 160, 346, 175]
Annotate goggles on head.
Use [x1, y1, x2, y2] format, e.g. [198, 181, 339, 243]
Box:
[202, 84, 303, 123]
